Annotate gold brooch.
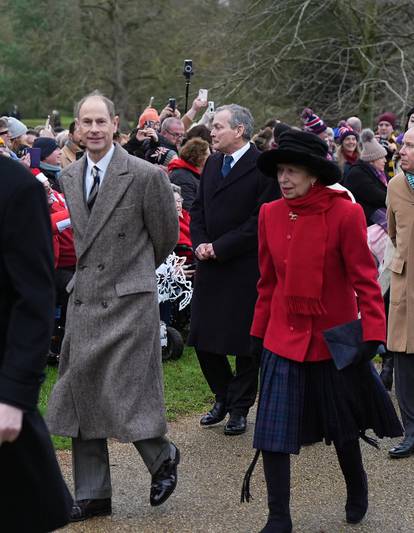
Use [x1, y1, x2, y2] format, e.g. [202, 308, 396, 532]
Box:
[289, 211, 298, 221]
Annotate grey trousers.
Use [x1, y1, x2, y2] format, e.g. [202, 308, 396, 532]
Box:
[72, 435, 173, 500]
[394, 352, 414, 438]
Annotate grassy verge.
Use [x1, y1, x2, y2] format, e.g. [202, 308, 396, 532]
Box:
[39, 346, 213, 450]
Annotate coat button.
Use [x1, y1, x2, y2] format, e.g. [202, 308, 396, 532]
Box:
[289, 326, 294, 331]
[97, 264, 105, 271]
[79, 265, 87, 270]
[102, 301, 108, 309]
[287, 234, 292, 240]
[118, 232, 126, 238]
[74, 299, 82, 305]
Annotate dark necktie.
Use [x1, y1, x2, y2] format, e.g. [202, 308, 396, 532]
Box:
[221, 155, 234, 178]
[87, 165, 100, 211]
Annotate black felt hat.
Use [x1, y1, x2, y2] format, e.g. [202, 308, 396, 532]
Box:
[257, 130, 341, 185]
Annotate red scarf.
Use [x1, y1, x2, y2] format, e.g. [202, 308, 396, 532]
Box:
[167, 158, 200, 175]
[343, 150, 359, 165]
[284, 184, 350, 316]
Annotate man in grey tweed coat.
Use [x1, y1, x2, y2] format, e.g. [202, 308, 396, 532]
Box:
[46, 92, 180, 521]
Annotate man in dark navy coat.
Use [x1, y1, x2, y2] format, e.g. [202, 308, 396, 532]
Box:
[0, 156, 72, 532]
[189, 104, 280, 435]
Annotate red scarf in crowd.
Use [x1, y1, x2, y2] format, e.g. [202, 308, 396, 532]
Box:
[167, 157, 200, 175]
[283, 184, 350, 316]
[343, 150, 359, 165]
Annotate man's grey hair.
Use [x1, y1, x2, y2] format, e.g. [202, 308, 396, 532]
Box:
[215, 104, 254, 140]
[161, 117, 183, 132]
[347, 116, 362, 133]
[74, 90, 115, 119]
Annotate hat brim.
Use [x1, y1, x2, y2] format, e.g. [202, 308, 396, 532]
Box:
[257, 148, 341, 186]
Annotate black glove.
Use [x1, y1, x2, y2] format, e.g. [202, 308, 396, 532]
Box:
[250, 336, 263, 359]
[353, 340, 381, 365]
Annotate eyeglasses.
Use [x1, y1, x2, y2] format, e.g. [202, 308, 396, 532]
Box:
[165, 129, 184, 139]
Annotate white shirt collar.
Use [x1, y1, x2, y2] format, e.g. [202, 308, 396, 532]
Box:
[227, 142, 251, 167]
[86, 143, 115, 181]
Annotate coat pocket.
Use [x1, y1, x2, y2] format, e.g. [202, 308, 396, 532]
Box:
[115, 278, 156, 296]
[389, 255, 405, 274]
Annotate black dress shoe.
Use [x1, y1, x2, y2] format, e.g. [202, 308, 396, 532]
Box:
[70, 498, 112, 522]
[389, 437, 414, 458]
[150, 444, 180, 507]
[200, 402, 227, 426]
[224, 414, 247, 435]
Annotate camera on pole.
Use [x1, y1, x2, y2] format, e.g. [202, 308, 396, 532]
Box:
[183, 59, 193, 113]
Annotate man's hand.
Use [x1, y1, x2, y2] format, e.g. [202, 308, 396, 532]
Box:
[159, 105, 181, 123]
[0, 403, 23, 444]
[136, 127, 158, 143]
[195, 243, 216, 261]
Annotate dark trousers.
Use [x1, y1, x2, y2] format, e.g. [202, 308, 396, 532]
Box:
[196, 350, 259, 416]
[394, 352, 414, 438]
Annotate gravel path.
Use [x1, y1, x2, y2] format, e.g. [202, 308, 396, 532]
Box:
[58, 401, 413, 533]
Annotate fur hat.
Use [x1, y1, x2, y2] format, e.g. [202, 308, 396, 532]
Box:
[301, 108, 327, 135]
[360, 129, 387, 162]
[376, 112, 397, 129]
[7, 117, 28, 139]
[257, 130, 341, 185]
[33, 137, 59, 161]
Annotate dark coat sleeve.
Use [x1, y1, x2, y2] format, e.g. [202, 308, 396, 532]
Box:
[189, 162, 211, 250]
[170, 168, 198, 211]
[0, 179, 55, 410]
[344, 163, 387, 214]
[213, 174, 279, 263]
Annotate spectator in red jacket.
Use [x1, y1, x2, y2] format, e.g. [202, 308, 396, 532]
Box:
[244, 131, 402, 532]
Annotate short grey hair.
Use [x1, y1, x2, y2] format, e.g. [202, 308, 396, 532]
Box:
[215, 104, 254, 140]
[74, 90, 115, 119]
[171, 183, 182, 196]
[161, 117, 183, 132]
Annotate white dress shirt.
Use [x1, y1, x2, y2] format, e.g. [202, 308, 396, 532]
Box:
[227, 141, 251, 169]
[85, 144, 115, 198]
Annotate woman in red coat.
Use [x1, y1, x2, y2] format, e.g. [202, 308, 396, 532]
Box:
[243, 131, 402, 532]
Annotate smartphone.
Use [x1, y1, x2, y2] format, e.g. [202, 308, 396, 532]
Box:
[168, 98, 176, 111]
[198, 89, 208, 102]
[28, 147, 41, 168]
[208, 101, 215, 113]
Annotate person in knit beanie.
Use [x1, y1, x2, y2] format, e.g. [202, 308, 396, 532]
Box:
[375, 112, 397, 179]
[138, 107, 160, 130]
[335, 121, 360, 178]
[7, 117, 29, 157]
[301, 107, 328, 141]
[33, 137, 62, 192]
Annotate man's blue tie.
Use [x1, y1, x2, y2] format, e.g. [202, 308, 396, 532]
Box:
[221, 155, 233, 178]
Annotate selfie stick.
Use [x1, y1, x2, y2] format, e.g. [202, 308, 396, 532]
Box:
[183, 60, 194, 113]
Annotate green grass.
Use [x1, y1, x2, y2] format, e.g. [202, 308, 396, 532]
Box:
[24, 116, 74, 129]
[39, 346, 214, 450]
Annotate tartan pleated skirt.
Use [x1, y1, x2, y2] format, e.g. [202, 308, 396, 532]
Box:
[253, 349, 403, 455]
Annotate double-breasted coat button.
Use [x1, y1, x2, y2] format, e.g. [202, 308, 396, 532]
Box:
[289, 326, 294, 331]
[74, 299, 82, 305]
[79, 265, 87, 270]
[287, 234, 292, 240]
[97, 264, 105, 271]
[102, 301, 108, 309]
[118, 232, 126, 238]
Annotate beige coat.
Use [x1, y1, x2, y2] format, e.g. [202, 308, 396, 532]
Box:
[386, 171, 414, 352]
[60, 143, 77, 168]
[46, 144, 178, 441]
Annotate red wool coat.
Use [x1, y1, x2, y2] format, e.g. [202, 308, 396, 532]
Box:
[251, 196, 386, 362]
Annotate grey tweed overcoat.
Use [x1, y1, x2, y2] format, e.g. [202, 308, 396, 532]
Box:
[46, 144, 178, 442]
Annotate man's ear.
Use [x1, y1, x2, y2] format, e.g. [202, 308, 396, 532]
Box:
[75, 118, 80, 128]
[114, 115, 120, 131]
[236, 124, 245, 139]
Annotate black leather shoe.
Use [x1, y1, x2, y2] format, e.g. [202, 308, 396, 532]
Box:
[224, 414, 247, 435]
[70, 498, 112, 522]
[150, 444, 180, 507]
[389, 437, 414, 458]
[200, 402, 227, 426]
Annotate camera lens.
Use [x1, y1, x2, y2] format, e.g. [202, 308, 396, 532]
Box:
[185, 65, 191, 72]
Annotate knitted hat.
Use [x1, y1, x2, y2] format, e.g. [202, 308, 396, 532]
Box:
[7, 117, 28, 139]
[376, 112, 396, 128]
[404, 106, 414, 131]
[33, 137, 59, 160]
[360, 129, 387, 162]
[301, 108, 327, 134]
[138, 107, 160, 129]
[338, 120, 359, 144]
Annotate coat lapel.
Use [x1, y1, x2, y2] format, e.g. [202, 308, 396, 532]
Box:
[78, 144, 133, 258]
[213, 144, 258, 196]
[61, 157, 89, 241]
